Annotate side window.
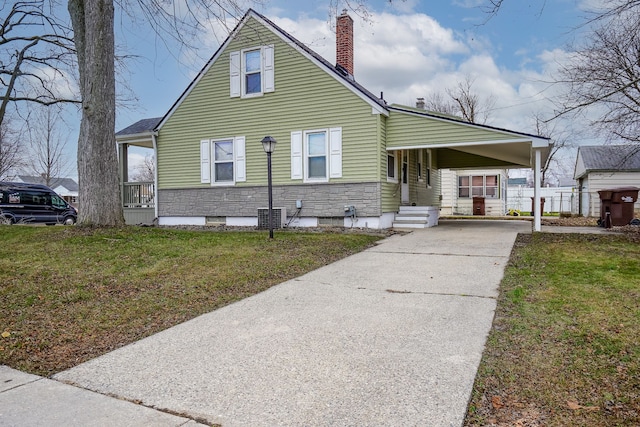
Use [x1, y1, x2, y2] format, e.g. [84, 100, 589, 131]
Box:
[200, 137, 246, 185]
[458, 176, 470, 198]
[485, 175, 499, 198]
[305, 131, 327, 181]
[52, 195, 67, 208]
[291, 128, 342, 183]
[244, 50, 262, 95]
[426, 149, 432, 188]
[230, 45, 275, 98]
[213, 140, 234, 183]
[387, 151, 397, 182]
[472, 175, 484, 197]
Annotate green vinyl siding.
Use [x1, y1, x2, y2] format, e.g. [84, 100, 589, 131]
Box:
[386, 109, 517, 148]
[157, 17, 382, 190]
[380, 115, 401, 212]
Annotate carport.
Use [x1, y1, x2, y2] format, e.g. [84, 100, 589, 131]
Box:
[386, 106, 551, 231]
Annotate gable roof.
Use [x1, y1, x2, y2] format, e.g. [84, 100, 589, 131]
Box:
[575, 145, 640, 179]
[157, 9, 388, 130]
[17, 175, 79, 192]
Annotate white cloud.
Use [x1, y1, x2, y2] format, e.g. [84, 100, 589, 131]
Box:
[183, 7, 592, 145]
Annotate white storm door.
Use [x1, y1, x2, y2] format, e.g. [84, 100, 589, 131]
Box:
[401, 150, 409, 204]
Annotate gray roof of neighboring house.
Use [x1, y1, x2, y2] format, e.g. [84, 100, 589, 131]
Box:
[579, 145, 640, 171]
[18, 176, 79, 191]
[116, 117, 163, 136]
[508, 178, 527, 186]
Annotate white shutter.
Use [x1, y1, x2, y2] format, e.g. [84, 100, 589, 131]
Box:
[234, 136, 246, 182]
[200, 140, 211, 183]
[291, 131, 303, 180]
[329, 127, 342, 178]
[230, 51, 241, 97]
[263, 45, 275, 93]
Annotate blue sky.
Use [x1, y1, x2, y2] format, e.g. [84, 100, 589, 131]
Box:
[69, 0, 598, 177]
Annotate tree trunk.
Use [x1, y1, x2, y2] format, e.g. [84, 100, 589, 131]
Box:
[68, 0, 124, 226]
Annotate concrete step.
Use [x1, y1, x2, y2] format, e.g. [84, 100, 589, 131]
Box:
[392, 220, 429, 229]
[394, 214, 430, 222]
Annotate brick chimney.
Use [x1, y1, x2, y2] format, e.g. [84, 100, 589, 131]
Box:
[336, 9, 354, 75]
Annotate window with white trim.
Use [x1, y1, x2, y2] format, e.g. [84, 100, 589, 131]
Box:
[200, 137, 246, 185]
[213, 140, 234, 182]
[230, 45, 275, 98]
[458, 174, 499, 198]
[387, 151, 398, 182]
[417, 149, 424, 182]
[291, 127, 342, 182]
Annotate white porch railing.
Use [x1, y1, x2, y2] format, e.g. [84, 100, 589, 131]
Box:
[122, 181, 155, 208]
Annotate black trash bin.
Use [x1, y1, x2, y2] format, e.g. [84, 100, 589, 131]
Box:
[597, 187, 639, 228]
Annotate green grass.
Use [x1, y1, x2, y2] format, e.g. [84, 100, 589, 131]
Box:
[0, 226, 382, 376]
[465, 233, 640, 426]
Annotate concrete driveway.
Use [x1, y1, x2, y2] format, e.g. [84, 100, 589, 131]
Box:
[52, 219, 530, 427]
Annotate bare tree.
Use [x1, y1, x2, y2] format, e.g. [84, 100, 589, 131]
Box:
[530, 113, 575, 186]
[0, 1, 77, 129]
[130, 153, 154, 182]
[484, 1, 640, 144]
[424, 92, 458, 117]
[553, 9, 640, 144]
[0, 118, 24, 180]
[424, 75, 496, 125]
[25, 105, 72, 185]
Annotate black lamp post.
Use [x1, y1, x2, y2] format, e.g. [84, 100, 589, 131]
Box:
[261, 136, 277, 238]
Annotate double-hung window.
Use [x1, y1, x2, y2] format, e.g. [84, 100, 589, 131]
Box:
[230, 45, 275, 98]
[200, 137, 246, 185]
[213, 140, 234, 182]
[306, 131, 327, 180]
[243, 50, 262, 95]
[291, 128, 342, 182]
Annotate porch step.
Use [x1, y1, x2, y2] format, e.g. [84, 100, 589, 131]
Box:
[392, 206, 439, 229]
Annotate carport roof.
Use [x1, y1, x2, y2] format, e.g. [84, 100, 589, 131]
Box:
[386, 106, 550, 169]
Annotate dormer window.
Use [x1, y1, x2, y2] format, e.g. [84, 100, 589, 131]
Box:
[230, 45, 275, 98]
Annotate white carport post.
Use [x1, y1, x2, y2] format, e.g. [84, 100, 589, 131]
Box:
[533, 148, 542, 232]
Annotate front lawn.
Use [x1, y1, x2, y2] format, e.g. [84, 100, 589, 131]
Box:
[0, 226, 382, 376]
[465, 233, 640, 426]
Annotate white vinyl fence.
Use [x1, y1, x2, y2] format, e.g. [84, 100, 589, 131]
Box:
[506, 186, 577, 214]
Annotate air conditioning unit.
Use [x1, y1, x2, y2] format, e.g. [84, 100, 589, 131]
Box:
[257, 207, 286, 229]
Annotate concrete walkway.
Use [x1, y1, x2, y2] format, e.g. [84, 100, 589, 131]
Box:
[2, 220, 531, 427]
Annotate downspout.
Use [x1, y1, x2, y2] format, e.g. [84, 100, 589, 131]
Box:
[152, 132, 159, 221]
[533, 148, 542, 232]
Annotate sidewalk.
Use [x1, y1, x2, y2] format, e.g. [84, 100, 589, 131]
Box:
[2, 220, 530, 427]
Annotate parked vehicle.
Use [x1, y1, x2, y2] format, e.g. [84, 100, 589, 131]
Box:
[0, 182, 77, 225]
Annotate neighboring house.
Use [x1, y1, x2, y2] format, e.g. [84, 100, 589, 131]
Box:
[13, 175, 79, 205]
[116, 9, 550, 230]
[440, 169, 508, 216]
[574, 145, 640, 217]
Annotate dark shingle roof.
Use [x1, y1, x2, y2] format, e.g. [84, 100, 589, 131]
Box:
[18, 176, 79, 191]
[116, 117, 162, 136]
[579, 145, 640, 171]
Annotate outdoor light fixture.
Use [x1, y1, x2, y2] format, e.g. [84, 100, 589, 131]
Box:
[261, 136, 277, 238]
[261, 135, 277, 154]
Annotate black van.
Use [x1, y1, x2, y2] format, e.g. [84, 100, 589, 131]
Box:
[0, 182, 78, 225]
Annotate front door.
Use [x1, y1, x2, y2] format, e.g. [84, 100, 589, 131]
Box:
[401, 150, 409, 204]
